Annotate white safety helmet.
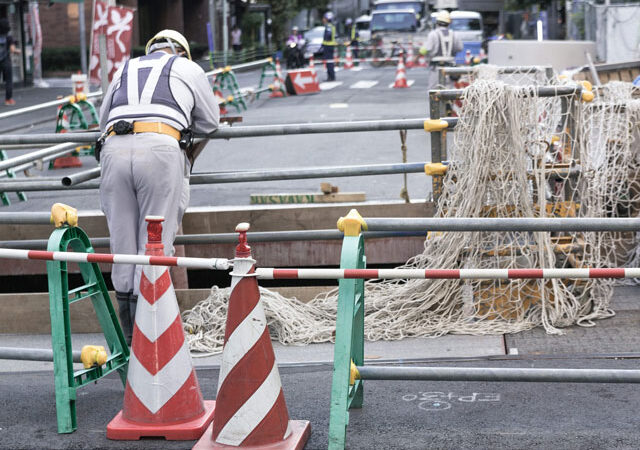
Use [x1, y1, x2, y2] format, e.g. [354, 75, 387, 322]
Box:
[345, 18, 353, 26]
[324, 11, 334, 22]
[146, 29, 192, 60]
[292, 26, 299, 32]
[435, 10, 451, 25]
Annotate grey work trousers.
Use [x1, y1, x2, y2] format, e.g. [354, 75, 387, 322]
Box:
[99, 133, 190, 295]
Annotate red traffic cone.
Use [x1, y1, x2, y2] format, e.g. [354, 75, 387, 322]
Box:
[405, 42, 415, 69]
[393, 53, 409, 88]
[213, 85, 228, 115]
[309, 55, 316, 74]
[270, 59, 286, 98]
[107, 216, 216, 440]
[193, 223, 310, 449]
[344, 46, 354, 70]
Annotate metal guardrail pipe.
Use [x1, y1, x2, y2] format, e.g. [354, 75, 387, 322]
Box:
[442, 65, 552, 76]
[0, 346, 81, 363]
[0, 144, 51, 150]
[0, 142, 80, 172]
[432, 85, 582, 100]
[0, 179, 100, 192]
[205, 57, 271, 77]
[0, 230, 426, 250]
[357, 366, 640, 384]
[62, 167, 101, 186]
[0, 91, 102, 121]
[62, 162, 430, 187]
[363, 218, 640, 232]
[0, 148, 77, 179]
[0, 212, 52, 224]
[0, 118, 459, 146]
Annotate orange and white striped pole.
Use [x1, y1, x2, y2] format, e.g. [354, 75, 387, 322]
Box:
[193, 223, 310, 449]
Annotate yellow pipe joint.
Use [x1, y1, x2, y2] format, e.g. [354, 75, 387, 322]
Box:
[50, 203, 78, 228]
[349, 360, 360, 386]
[80, 345, 108, 369]
[423, 119, 448, 133]
[581, 90, 595, 103]
[337, 209, 367, 236]
[424, 162, 448, 176]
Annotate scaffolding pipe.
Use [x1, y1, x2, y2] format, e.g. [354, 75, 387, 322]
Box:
[0, 179, 100, 192]
[357, 366, 640, 384]
[0, 143, 81, 172]
[0, 212, 52, 224]
[204, 57, 271, 77]
[363, 217, 640, 232]
[62, 167, 101, 186]
[0, 346, 81, 363]
[0, 148, 79, 179]
[432, 85, 582, 100]
[442, 65, 552, 75]
[0, 117, 458, 145]
[0, 91, 102, 121]
[0, 230, 426, 250]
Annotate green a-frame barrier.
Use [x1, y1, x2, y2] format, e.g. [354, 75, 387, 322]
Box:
[47, 225, 129, 433]
[328, 209, 366, 449]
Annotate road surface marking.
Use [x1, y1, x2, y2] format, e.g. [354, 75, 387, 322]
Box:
[319, 81, 343, 90]
[330, 103, 349, 108]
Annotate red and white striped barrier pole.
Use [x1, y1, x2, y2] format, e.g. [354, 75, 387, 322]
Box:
[255, 267, 640, 280]
[194, 222, 310, 449]
[0, 248, 230, 270]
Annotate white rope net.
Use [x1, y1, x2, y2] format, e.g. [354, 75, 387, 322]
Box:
[182, 73, 640, 355]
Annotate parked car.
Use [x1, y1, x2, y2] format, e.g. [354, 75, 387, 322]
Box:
[303, 26, 326, 61]
[370, 9, 430, 65]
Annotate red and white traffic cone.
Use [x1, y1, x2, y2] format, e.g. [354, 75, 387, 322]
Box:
[213, 85, 228, 115]
[107, 216, 216, 440]
[193, 223, 310, 449]
[393, 53, 409, 88]
[309, 55, 316, 74]
[405, 42, 415, 69]
[464, 49, 472, 65]
[270, 59, 286, 98]
[344, 46, 354, 70]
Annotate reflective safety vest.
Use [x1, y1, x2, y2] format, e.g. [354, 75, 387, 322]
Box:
[108, 52, 190, 131]
[430, 28, 455, 64]
[350, 25, 359, 43]
[323, 24, 337, 46]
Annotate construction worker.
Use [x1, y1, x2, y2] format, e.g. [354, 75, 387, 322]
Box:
[425, 10, 463, 91]
[321, 11, 338, 81]
[98, 29, 219, 345]
[345, 18, 360, 60]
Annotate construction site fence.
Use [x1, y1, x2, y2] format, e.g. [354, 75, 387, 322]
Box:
[0, 91, 102, 122]
[208, 46, 275, 67]
[205, 57, 273, 78]
[327, 213, 640, 449]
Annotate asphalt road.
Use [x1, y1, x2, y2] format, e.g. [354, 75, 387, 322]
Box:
[0, 65, 434, 212]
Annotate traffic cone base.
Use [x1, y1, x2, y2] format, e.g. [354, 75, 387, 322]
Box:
[53, 155, 83, 168]
[193, 419, 310, 450]
[107, 401, 216, 440]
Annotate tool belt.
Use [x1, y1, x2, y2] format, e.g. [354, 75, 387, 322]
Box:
[95, 120, 193, 162]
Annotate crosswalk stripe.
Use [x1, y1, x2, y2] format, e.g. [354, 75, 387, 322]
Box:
[350, 80, 378, 89]
[319, 81, 343, 90]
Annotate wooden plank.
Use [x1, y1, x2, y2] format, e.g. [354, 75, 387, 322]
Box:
[250, 192, 366, 204]
[621, 70, 632, 82]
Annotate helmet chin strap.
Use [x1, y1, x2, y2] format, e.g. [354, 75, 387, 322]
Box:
[166, 38, 178, 55]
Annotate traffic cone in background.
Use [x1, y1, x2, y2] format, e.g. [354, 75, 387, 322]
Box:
[193, 223, 311, 449]
[405, 42, 415, 68]
[213, 85, 228, 115]
[275, 58, 284, 80]
[479, 47, 487, 63]
[393, 53, 409, 88]
[309, 55, 316, 74]
[270, 59, 286, 98]
[107, 216, 216, 440]
[344, 46, 354, 69]
[417, 52, 427, 68]
[464, 49, 471, 65]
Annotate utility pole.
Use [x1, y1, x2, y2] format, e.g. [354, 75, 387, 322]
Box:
[208, 0, 216, 52]
[222, 0, 229, 65]
[79, 0, 87, 74]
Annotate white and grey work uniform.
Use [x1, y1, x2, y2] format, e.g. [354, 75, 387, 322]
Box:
[99, 51, 220, 295]
[425, 26, 463, 91]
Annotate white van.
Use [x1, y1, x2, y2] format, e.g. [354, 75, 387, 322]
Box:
[355, 14, 372, 42]
[430, 10, 483, 42]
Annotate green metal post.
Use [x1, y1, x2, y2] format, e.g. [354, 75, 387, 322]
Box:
[0, 150, 26, 204]
[257, 60, 277, 98]
[328, 232, 366, 450]
[47, 225, 129, 433]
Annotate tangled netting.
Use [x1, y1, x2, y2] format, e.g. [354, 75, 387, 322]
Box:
[182, 71, 640, 355]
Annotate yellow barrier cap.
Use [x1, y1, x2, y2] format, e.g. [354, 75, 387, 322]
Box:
[224, 65, 232, 73]
[80, 345, 107, 369]
[581, 90, 595, 103]
[349, 360, 360, 386]
[50, 203, 78, 228]
[226, 95, 234, 102]
[424, 162, 448, 176]
[551, 135, 560, 143]
[337, 209, 367, 236]
[267, 57, 273, 63]
[66, 95, 76, 104]
[75, 93, 87, 102]
[423, 119, 449, 133]
[580, 80, 593, 92]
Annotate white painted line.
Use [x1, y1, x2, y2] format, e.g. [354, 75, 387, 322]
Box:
[350, 80, 378, 89]
[350, 66, 363, 72]
[330, 103, 349, 108]
[319, 81, 343, 90]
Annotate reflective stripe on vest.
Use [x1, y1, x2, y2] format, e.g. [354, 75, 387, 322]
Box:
[108, 52, 189, 131]
[323, 25, 337, 46]
[437, 28, 453, 58]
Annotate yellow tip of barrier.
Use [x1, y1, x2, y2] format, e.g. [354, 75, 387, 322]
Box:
[224, 65, 232, 73]
[80, 345, 108, 369]
[268, 84, 275, 90]
[226, 95, 234, 102]
[551, 135, 560, 143]
[267, 57, 273, 63]
[581, 90, 595, 103]
[75, 93, 87, 102]
[423, 119, 449, 133]
[349, 360, 360, 386]
[337, 209, 367, 236]
[66, 95, 76, 104]
[424, 162, 448, 176]
[50, 203, 78, 228]
[580, 80, 593, 92]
